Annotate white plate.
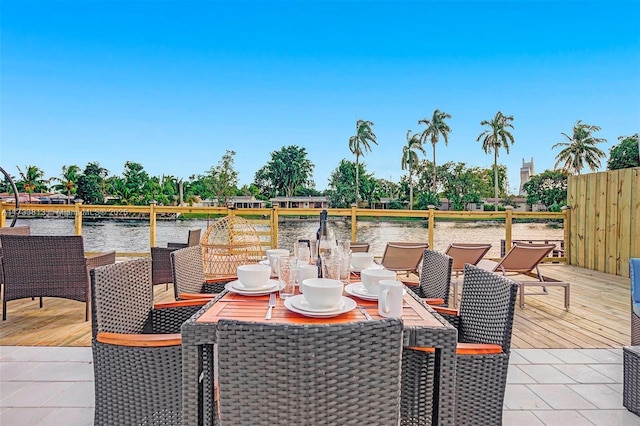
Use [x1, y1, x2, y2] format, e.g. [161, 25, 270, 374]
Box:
[290, 295, 346, 313]
[284, 295, 356, 318]
[345, 282, 406, 301]
[225, 280, 280, 296]
[231, 279, 278, 292]
[350, 263, 385, 273]
[258, 259, 270, 266]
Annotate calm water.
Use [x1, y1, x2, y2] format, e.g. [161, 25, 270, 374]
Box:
[17, 218, 563, 258]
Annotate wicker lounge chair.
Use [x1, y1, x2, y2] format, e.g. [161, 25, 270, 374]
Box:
[151, 246, 180, 290]
[215, 318, 404, 425]
[480, 242, 570, 309]
[90, 258, 209, 426]
[380, 242, 429, 277]
[402, 264, 518, 426]
[0, 235, 115, 321]
[170, 245, 233, 300]
[624, 258, 640, 416]
[444, 243, 492, 308]
[350, 242, 371, 253]
[402, 249, 453, 306]
[167, 228, 201, 249]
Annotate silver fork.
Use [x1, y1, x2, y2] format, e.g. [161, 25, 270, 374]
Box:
[357, 305, 372, 321]
[265, 293, 276, 320]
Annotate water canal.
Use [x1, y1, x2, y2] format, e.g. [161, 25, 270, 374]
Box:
[17, 218, 563, 258]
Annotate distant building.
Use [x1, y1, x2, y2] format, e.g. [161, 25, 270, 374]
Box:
[519, 157, 535, 195]
[270, 196, 329, 209]
[200, 196, 266, 209]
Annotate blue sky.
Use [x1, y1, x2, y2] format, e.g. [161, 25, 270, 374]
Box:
[1, 0, 639, 194]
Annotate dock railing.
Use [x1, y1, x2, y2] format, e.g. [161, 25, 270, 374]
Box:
[0, 202, 569, 263]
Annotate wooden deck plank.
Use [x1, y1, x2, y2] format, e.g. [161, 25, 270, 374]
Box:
[0, 264, 632, 349]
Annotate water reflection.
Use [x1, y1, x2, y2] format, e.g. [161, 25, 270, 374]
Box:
[18, 218, 562, 258]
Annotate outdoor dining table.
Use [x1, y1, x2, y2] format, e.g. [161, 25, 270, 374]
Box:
[180, 281, 458, 426]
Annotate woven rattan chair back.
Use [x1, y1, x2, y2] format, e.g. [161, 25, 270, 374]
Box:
[201, 216, 263, 277]
[90, 258, 153, 337]
[444, 243, 492, 272]
[1, 234, 89, 321]
[0, 225, 30, 237]
[216, 318, 403, 425]
[380, 242, 429, 275]
[151, 246, 179, 289]
[459, 264, 518, 352]
[0, 226, 31, 285]
[171, 245, 206, 299]
[416, 249, 453, 304]
[90, 258, 187, 426]
[350, 242, 370, 253]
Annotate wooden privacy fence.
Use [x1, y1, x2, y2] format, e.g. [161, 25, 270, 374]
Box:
[567, 167, 639, 277]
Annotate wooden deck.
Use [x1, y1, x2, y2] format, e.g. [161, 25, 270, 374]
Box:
[0, 264, 632, 348]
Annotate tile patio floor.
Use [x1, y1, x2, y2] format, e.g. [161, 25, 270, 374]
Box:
[1, 346, 639, 425]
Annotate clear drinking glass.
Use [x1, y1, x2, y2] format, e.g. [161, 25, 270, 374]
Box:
[321, 253, 340, 280]
[338, 250, 352, 285]
[278, 256, 297, 298]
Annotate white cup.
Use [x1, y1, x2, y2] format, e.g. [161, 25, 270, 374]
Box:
[298, 265, 318, 292]
[266, 249, 290, 276]
[300, 278, 343, 309]
[360, 269, 396, 296]
[236, 264, 271, 289]
[378, 280, 404, 318]
[351, 252, 374, 270]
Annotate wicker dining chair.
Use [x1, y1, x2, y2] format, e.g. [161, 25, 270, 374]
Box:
[401, 264, 518, 426]
[215, 318, 404, 425]
[170, 245, 233, 300]
[151, 246, 180, 290]
[167, 228, 202, 249]
[91, 258, 208, 426]
[402, 249, 453, 306]
[0, 234, 115, 321]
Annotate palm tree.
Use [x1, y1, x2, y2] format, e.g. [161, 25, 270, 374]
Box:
[476, 111, 515, 211]
[552, 120, 607, 175]
[52, 165, 81, 203]
[401, 130, 426, 209]
[16, 165, 48, 202]
[418, 109, 452, 192]
[348, 119, 377, 203]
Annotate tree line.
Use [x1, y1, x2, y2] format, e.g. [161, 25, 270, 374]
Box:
[3, 112, 638, 212]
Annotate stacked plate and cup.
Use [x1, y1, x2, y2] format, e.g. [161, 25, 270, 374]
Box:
[284, 278, 356, 318]
[225, 264, 278, 296]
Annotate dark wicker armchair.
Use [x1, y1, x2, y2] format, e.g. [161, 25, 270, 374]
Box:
[402, 264, 518, 426]
[215, 318, 404, 425]
[170, 245, 232, 300]
[91, 258, 208, 425]
[402, 249, 453, 306]
[151, 246, 180, 290]
[0, 234, 115, 321]
[167, 228, 201, 249]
